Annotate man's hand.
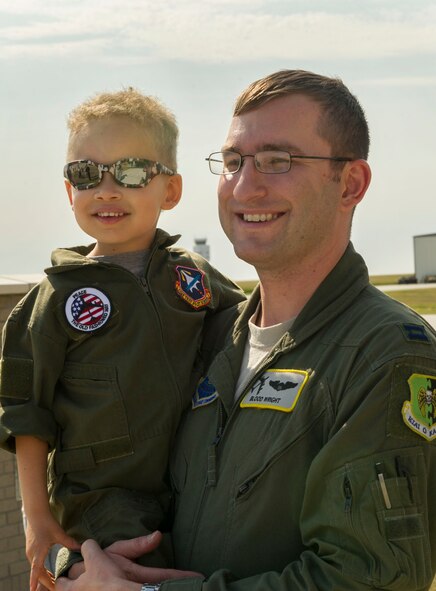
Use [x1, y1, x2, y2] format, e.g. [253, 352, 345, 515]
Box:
[101, 532, 203, 584]
[60, 533, 204, 589]
[67, 530, 164, 581]
[55, 539, 140, 591]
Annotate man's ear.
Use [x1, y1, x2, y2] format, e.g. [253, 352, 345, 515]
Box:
[65, 180, 74, 208]
[161, 174, 183, 211]
[340, 159, 372, 211]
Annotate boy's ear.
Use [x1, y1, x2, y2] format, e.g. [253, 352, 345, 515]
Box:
[161, 174, 183, 211]
[65, 180, 74, 207]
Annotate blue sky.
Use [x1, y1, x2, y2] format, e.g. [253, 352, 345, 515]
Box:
[1, 0, 435, 279]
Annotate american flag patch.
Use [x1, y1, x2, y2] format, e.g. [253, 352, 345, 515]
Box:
[65, 287, 111, 332]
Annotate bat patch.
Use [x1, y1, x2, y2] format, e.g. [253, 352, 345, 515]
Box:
[240, 369, 309, 412]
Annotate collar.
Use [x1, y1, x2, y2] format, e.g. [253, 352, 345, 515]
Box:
[208, 243, 369, 413]
[45, 229, 180, 275]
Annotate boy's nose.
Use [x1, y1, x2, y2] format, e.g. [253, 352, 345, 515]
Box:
[93, 172, 122, 199]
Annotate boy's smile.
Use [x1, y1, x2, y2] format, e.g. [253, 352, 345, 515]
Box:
[65, 116, 181, 256]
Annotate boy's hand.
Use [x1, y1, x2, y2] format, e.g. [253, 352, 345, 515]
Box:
[26, 517, 80, 591]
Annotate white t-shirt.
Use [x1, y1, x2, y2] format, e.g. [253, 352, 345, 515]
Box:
[235, 305, 295, 401]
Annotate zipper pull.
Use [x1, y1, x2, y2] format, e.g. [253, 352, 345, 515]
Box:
[344, 476, 352, 512]
[236, 476, 258, 499]
[207, 429, 223, 487]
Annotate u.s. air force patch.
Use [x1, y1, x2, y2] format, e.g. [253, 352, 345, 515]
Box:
[240, 369, 309, 412]
[65, 287, 111, 332]
[192, 376, 218, 409]
[175, 265, 211, 309]
[402, 373, 436, 441]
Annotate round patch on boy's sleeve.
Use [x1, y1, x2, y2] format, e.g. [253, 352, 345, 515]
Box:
[65, 287, 111, 332]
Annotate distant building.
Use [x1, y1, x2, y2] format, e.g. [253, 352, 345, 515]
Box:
[414, 234, 436, 282]
[193, 237, 210, 261]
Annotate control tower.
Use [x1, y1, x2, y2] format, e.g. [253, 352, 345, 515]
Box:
[193, 237, 210, 261]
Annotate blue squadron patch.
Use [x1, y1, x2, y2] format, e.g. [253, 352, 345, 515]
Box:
[192, 376, 218, 409]
[402, 373, 436, 441]
[175, 265, 211, 309]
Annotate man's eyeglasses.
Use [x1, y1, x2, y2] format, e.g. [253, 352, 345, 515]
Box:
[64, 158, 175, 190]
[205, 150, 353, 175]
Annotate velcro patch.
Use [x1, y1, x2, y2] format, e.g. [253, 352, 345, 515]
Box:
[0, 357, 33, 400]
[192, 376, 218, 409]
[240, 369, 309, 412]
[402, 373, 436, 441]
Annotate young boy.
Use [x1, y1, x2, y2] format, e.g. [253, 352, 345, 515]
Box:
[0, 88, 245, 590]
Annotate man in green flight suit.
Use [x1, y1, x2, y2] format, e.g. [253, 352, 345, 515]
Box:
[56, 70, 436, 591]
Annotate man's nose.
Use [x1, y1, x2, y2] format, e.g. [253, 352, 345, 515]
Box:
[231, 157, 267, 202]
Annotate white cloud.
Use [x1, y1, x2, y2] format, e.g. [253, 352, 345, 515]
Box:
[0, 1, 435, 63]
[361, 76, 436, 86]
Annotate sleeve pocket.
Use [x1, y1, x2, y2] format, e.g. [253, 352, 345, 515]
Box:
[0, 357, 33, 401]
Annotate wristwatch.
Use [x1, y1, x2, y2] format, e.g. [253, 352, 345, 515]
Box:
[141, 585, 161, 591]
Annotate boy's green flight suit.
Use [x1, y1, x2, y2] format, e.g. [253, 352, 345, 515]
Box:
[0, 229, 245, 563]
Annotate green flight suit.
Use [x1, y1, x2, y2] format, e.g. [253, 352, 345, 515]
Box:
[0, 229, 245, 564]
[166, 243, 436, 591]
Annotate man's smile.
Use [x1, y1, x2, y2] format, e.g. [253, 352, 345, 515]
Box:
[241, 213, 281, 223]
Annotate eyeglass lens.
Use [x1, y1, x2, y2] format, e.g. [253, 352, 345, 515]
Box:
[209, 151, 291, 174]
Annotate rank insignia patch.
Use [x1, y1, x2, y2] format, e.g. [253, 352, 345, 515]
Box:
[401, 323, 430, 343]
[240, 369, 309, 412]
[175, 265, 211, 309]
[402, 373, 436, 441]
[192, 376, 218, 409]
[65, 287, 111, 332]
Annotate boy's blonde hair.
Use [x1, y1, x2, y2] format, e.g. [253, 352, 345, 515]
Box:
[66, 87, 179, 170]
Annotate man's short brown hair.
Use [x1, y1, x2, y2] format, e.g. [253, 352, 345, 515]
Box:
[234, 69, 370, 161]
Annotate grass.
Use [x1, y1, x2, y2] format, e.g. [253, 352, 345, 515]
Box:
[235, 276, 436, 314]
[383, 288, 436, 315]
[369, 274, 404, 285]
[236, 280, 257, 294]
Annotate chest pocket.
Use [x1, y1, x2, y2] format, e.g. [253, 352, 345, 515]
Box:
[54, 362, 132, 471]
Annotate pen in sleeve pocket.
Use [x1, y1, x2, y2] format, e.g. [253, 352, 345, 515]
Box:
[375, 462, 392, 509]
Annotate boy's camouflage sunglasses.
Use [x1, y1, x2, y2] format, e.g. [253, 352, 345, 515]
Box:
[64, 157, 175, 190]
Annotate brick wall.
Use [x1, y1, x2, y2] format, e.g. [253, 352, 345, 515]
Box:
[0, 282, 40, 591]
